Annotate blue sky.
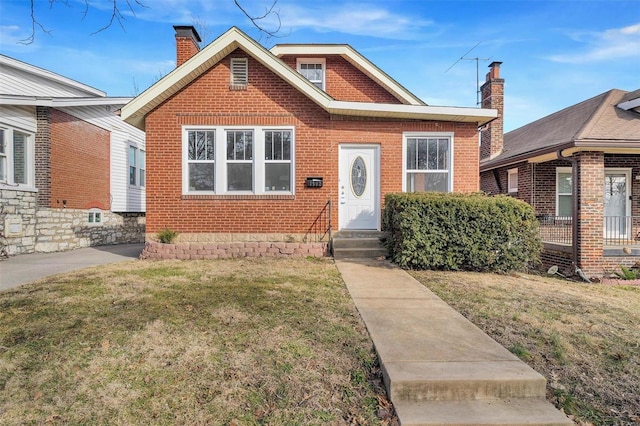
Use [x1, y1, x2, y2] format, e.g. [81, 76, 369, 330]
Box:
[1, 0, 639, 131]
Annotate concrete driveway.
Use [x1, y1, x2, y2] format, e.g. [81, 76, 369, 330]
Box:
[0, 243, 145, 291]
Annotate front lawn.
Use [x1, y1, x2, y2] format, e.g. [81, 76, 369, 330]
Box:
[0, 258, 394, 425]
[410, 270, 640, 426]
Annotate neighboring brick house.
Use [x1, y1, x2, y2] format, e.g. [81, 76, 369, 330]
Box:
[121, 26, 496, 258]
[0, 55, 146, 255]
[479, 62, 640, 278]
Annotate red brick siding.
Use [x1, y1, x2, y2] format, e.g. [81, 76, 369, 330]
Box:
[50, 109, 110, 210]
[144, 49, 479, 235]
[35, 106, 51, 207]
[279, 55, 403, 104]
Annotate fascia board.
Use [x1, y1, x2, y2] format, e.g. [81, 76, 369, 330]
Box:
[122, 27, 333, 130]
[271, 44, 425, 106]
[328, 100, 497, 124]
[1, 95, 130, 107]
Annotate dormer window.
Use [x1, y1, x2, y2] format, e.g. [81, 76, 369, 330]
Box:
[297, 58, 325, 90]
[230, 58, 248, 89]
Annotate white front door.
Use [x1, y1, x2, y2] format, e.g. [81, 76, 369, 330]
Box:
[604, 169, 631, 239]
[338, 144, 380, 230]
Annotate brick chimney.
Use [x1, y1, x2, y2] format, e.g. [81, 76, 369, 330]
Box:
[174, 25, 202, 67]
[480, 61, 504, 160]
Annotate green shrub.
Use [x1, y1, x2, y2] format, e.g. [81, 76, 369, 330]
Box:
[614, 265, 639, 280]
[157, 227, 179, 244]
[382, 192, 541, 272]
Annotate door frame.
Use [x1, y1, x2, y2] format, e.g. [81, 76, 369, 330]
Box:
[603, 168, 632, 239]
[338, 144, 381, 231]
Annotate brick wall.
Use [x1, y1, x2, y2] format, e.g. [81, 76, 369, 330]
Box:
[35, 106, 51, 207]
[279, 55, 403, 104]
[144, 48, 479, 238]
[50, 109, 111, 210]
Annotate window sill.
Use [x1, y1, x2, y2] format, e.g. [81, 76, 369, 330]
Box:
[182, 193, 295, 200]
[0, 183, 38, 193]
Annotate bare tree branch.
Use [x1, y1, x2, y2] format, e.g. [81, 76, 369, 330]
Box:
[234, 0, 288, 43]
[22, 0, 285, 45]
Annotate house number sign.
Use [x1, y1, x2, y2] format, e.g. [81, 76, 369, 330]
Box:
[350, 156, 367, 197]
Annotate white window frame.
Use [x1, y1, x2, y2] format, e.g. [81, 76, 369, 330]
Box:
[0, 125, 35, 189]
[556, 167, 572, 218]
[182, 126, 295, 195]
[507, 168, 518, 193]
[402, 132, 454, 193]
[296, 58, 326, 91]
[88, 208, 102, 226]
[128, 145, 146, 188]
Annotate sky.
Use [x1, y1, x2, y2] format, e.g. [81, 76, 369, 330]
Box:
[1, 0, 639, 132]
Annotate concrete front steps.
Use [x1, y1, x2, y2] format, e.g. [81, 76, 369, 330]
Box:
[332, 230, 387, 259]
[335, 259, 573, 426]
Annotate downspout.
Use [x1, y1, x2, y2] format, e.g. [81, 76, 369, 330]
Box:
[556, 149, 579, 274]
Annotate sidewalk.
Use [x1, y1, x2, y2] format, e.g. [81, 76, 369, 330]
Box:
[0, 243, 144, 291]
[334, 258, 573, 425]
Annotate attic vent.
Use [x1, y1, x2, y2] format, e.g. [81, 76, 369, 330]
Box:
[230, 58, 248, 89]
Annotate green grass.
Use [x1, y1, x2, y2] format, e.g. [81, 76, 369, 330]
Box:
[0, 258, 395, 425]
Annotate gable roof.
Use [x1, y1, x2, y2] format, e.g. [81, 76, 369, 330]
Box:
[270, 44, 425, 106]
[481, 89, 640, 171]
[0, 54, 105, 98]
[121, 27, 496, 130]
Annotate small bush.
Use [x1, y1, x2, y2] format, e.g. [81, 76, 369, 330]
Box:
[614, 265, 639, 280]
[157, 227, 179, 244]
[382, 192, 541, 272]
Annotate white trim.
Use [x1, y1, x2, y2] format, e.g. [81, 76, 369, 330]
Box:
[271, 44, 425, 106]
[556, 167, 572, 217]
[402, 132, 454, 193]
[604, 168, 632, 217]
[507, 168, 518, 193]
[296, 58, 326, 91]
[0, 125, 35, 188]
[121, 27, 497, 130]
[0, 94, 131, 107]
[0, 54, 105, 97]
[181, 125, 295, 195]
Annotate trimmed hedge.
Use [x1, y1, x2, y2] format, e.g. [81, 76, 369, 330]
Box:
[382, 193, 541, 272]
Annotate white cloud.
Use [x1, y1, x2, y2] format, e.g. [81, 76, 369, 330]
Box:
[275, 2, 435, 39]
[547, 22, 640, 63]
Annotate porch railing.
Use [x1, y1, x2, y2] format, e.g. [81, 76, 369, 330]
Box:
[537, 215, 640, 246]
[537, 215, 573, 245]
[604, 216, 640, 246]
[304, 200, 332, 243]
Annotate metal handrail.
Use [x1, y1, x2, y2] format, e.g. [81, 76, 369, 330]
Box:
[304, 200, 332, 243]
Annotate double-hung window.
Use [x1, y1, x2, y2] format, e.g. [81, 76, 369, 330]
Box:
[0, 126, 34, 187]
[403, 133, 452, 192]
[129, 145, 146, 187]
[264, 130, 292, 191]
[187, 130, 215, 191]
[297, 59, 325, 90]
[508, 168, 518, 193]
[183, 127, 294, 195]
[226, 130, 253, 191]
[556, 167, 572, 218]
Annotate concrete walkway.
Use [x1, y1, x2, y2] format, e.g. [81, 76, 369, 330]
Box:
[335, 259, 573, 425]
[0, 243, 144, 291]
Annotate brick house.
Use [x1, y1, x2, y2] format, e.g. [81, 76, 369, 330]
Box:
[0, 55, 146, 255]
[121, 26, 496, 259]
[479, 62, 640, 278]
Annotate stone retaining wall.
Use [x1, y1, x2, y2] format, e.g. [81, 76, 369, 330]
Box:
[1, 187, 145, 255]
[141, 241, 328, 260]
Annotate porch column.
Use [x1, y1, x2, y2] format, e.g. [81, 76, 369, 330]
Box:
[576, 151, 605, 276]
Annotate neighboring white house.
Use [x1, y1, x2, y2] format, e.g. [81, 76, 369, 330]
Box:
[0, 54, 145, 255]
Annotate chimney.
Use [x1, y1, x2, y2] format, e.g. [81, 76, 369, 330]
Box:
[480, 61, 504, 160]
[174, 25, 202, 67]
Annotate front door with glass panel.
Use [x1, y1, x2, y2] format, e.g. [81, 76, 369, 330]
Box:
[338, 145, 380, 230]
[604, 170, 631, 240]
